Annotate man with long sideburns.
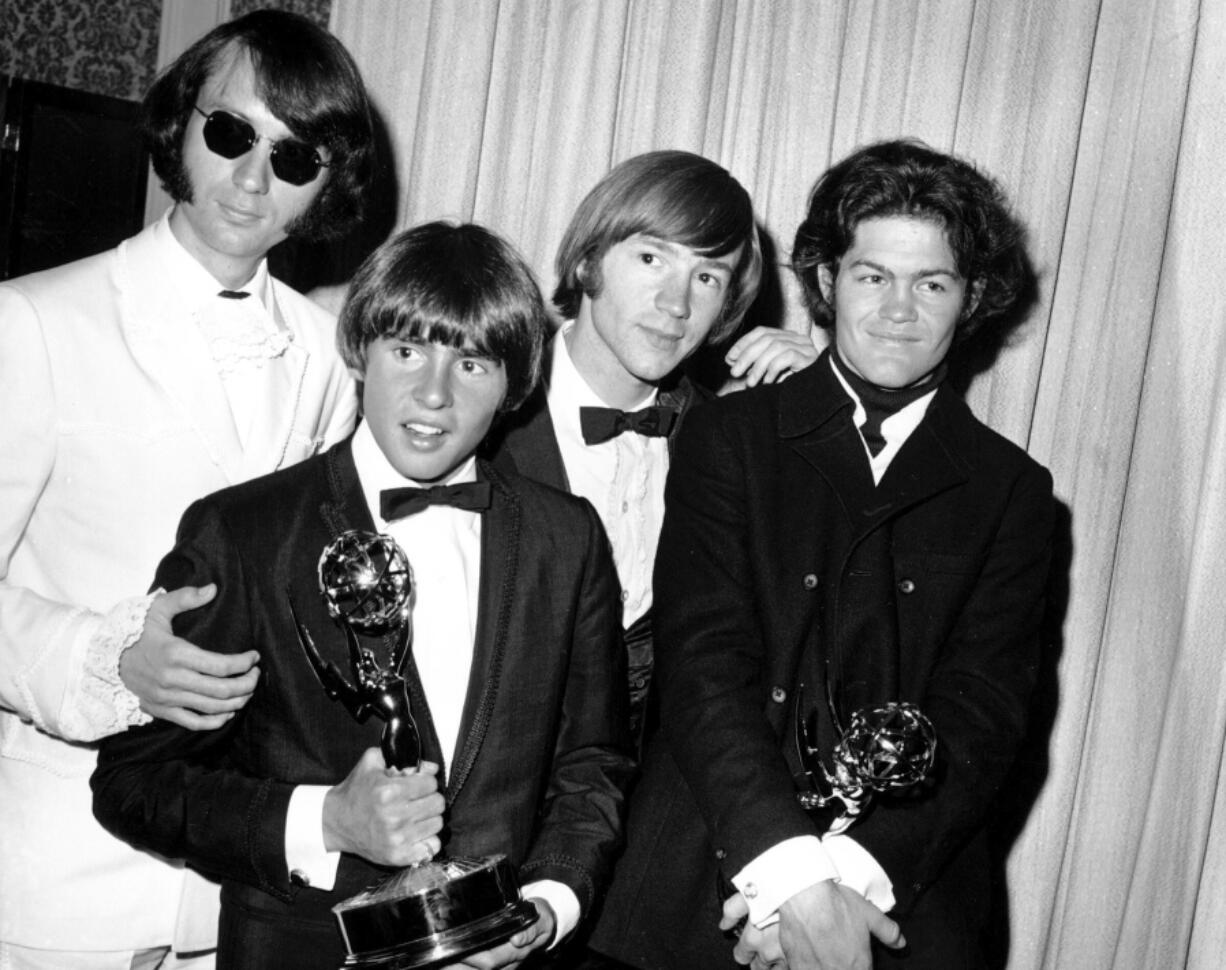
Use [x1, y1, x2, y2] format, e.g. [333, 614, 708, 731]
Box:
[0, 11, 376, 968]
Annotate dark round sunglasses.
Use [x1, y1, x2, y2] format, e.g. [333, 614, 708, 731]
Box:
[193, 106, 329, 186]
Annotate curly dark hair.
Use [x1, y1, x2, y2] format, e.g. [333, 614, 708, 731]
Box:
[792, 139, 1030, 343]
[552, 150, 763, 343]
[142, 10, 375, 241]
[337, 222, 549, 413]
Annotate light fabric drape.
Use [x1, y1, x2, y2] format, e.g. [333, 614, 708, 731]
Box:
[329, 2, 1225, 967]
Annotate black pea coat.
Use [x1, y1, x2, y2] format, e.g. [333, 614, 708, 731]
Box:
[92, 439, 634, 970]
[591, 353, 1055, 970]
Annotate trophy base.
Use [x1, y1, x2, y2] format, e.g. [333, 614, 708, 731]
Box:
[341, 899, 538, 969]
[335, 855, 539, 970]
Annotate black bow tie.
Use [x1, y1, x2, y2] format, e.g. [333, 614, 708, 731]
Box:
[379, 481, 492, 521]
[579, 405, 678, 445]
[217, 289, 251, 299]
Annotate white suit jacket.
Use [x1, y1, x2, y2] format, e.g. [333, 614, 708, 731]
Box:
[0, 214, 356, 951]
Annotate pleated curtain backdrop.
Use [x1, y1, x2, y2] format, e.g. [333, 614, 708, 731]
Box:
[329, 2, 1225, 967]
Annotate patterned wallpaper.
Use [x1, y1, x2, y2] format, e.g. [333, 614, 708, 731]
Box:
[1, 0, 161, 101]
[0, 0, 332, 103]
[232, 0, 331, 28]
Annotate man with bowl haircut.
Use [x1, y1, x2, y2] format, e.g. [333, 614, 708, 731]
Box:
[92, 223, 635, 970]
[0, 10, 375, 968]
[590, 140, 1055, 969]
[488, 150, 819, 750]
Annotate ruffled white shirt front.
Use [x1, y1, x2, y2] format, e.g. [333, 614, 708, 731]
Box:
[546, 322, 668, 628]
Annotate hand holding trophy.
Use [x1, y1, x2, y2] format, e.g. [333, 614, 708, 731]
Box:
[289, 530, 537, 969]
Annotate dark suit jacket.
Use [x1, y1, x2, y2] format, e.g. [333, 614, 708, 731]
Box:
[591, 352, 1055, 970]
[91, 439, 634, 970]
[484, 368, 708, 748]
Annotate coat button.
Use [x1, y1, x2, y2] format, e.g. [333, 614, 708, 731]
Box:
[898, 578, 916, 594]
[771, 686, 787, 704]
[802, 573, 818, 590]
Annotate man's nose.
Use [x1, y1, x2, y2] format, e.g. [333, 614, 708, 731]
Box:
[881, 284, 918, 323]
[232, 143, 273, 195]
[414, 362, 453, 408]
[655, 271, 692, 319]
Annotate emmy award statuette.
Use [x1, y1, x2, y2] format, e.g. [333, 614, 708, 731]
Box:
[288, 530, 537, 969]
[796, 693, 938, 835]
[718, 687, 939, 936]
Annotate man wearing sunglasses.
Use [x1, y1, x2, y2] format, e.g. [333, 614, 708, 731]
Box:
[0, 11, 375, 969]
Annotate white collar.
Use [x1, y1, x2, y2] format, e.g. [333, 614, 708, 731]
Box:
[351, 421, 479, 527]
[548, 322, 659, 431]
[154, 207, 274, 313]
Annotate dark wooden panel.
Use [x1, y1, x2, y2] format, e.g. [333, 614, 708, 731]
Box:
[1, 76, 148, 279]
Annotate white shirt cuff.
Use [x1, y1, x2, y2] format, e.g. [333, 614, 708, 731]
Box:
[285, 784, 340, 891]
[822, 833, 895, 912]
[520, 879, 580, 949]
[732, 835, 840, 928]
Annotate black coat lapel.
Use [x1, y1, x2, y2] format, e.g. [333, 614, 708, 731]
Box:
[317, 437, 447, 777]
[446, 461, 519, 801]
[779, 354, 872, 525]
[874, 388, 974, 515]
[485, 385, 569, 491]
[659, 373, 709, 459]
[320, 437, 377, 537]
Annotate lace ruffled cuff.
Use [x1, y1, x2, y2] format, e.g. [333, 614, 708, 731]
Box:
[80, 591, 158, 735]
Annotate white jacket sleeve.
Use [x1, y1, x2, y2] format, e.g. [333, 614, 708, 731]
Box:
[0, 285, 149, 741]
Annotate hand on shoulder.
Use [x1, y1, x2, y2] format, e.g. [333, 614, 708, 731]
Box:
[118, 584, 261, 730]
[720, 325, 821, 394]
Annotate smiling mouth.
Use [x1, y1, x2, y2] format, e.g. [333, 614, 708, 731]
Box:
[403, 422, 445, 437]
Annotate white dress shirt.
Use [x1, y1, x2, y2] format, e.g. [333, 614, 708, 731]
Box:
[546, 323, 668, 628]
[194, 262, 294, 450]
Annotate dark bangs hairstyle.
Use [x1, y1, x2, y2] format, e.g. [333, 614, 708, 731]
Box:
[142, 9, 375, 240]
[338, 222, 548, 412]
[791, 139, 1030, 344]
[552, 150, 763, 343]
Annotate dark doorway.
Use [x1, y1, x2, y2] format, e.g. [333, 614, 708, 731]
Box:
[0, 76, 148, 279]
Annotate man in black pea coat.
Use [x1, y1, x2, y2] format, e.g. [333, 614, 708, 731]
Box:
[589, 140, 1055, 970]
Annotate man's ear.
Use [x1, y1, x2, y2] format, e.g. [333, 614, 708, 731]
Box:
[964, 276, 986, 319]
[575, 256, 593, 290]
[347, 365, 366, 384]
[817, 263, 837, 303]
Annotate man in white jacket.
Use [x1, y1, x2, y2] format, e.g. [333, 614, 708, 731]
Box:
[0, 11, 377, 968]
